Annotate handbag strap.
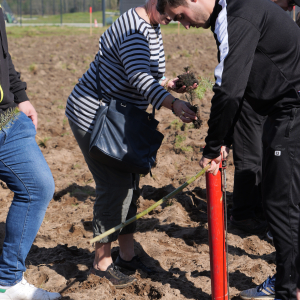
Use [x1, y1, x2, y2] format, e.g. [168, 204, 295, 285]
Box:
[96, 62, 156, 118]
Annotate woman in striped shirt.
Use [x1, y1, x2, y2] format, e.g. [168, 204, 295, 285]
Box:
[66, 0, 197, 288]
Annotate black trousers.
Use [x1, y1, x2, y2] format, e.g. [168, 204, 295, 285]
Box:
[262, 107, 300, 300]
[232, 99, 266, 220]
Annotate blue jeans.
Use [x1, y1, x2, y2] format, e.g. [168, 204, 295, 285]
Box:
[0, 112, 55, 286]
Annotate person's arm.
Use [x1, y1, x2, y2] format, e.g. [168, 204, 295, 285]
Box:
[118, 32, 196, 122]
[200, 16, 260, 174]
[8, 53, 29, 104]
[8, 53, 38, 129]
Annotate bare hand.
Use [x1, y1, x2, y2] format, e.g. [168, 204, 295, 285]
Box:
[168, 78, 198, 93]
[173, 99, 197, 123]
[18, 101, 38, 130]
[221, 146, 230, 160]
[199, 155, 221, 176]
[297, 288, 300, 300]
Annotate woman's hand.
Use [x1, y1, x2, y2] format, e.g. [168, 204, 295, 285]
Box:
[167, 77, 198, 93]
[173, 99, 197, 123]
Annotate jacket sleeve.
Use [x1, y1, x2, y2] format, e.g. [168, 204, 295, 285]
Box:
[203, 16, 260, 159]
[118, 33, 169, 109]
[8, 53, 29, 104]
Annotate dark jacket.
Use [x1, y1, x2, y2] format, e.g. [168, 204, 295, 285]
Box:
[0, 8, 28, 115]
[203, 0, 300, 158]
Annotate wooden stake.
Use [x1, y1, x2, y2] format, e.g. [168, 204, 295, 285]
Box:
[89, 164, 211, 244]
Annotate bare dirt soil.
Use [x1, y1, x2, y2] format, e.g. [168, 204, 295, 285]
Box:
[0, 30, 276, 299]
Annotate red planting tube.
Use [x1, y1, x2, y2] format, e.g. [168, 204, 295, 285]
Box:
[206, 162, 228, 300]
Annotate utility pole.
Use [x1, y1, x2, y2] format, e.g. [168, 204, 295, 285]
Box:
[60, 0, 62, 25]
[102, 0, 105, 27]
[20, 0, 22, 26]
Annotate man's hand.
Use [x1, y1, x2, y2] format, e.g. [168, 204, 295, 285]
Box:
[199, 155, 221, 176]
[297, 288, 300, 300]
[18, 101, 38, 130]
[221, 146, 230, 160]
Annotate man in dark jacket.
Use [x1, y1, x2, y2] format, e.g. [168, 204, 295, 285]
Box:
[0, 8, 60, 300]
[157, 0, 300, 299]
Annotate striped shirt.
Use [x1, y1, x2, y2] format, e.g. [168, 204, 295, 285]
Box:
[65, 8, 169, 133]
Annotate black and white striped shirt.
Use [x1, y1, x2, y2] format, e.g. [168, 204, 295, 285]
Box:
[66, 8, 169, 132]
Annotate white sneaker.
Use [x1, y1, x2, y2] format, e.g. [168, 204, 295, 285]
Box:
[0, 277, 61, 300]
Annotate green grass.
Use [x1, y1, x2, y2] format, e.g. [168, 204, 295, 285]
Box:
[6, 24, 206, 40]
[38, 137, 51, 148]
[175, 135, 186, 148]
[170, 119, 182, 131]
[195, 77, 214, 100]
[6, 26, 106, 38]
[160, 23, 206, 35]
[6, 19, 207, 39]
[174, 134, 193, 152]
[29, 63, 37, 73]
[20, 10, 119, 24]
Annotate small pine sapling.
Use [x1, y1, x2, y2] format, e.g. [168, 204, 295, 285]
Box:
[175, 67, 202, 129]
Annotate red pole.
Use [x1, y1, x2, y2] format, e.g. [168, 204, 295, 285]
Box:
[206, 163, 228, 300]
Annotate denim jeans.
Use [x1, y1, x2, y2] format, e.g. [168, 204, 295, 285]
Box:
[0, 112, 55, 286]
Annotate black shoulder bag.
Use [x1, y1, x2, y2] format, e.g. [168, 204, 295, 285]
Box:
[89, 63, 164, 175]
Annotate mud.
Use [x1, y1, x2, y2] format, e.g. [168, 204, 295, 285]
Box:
[0, 31, 276, 299]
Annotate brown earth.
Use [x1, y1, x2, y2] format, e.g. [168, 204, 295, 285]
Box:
[0, 30, 276, 299]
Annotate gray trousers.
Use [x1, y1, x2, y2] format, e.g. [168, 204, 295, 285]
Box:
[69, 119, 140, 243]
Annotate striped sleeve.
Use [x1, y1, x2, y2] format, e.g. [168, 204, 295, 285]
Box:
[118, 33, 169, 109]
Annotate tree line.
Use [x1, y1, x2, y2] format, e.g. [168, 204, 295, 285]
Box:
[5, 0, 119, 15]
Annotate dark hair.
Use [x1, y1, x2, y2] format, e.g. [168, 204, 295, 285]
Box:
[156, 0, 187, 15]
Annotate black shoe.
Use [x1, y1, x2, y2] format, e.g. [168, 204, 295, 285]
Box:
[90, 263, 137, 289]
[230, 216, 268, 234]
[115, 255, 156, 274]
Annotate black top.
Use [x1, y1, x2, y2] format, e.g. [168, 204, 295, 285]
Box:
[0, 8, 28, 115]
[203, 0, 300, 158]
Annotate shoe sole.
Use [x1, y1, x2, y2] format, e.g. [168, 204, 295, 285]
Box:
[90, 268, 137, 289]
[113, 278, 137, 289]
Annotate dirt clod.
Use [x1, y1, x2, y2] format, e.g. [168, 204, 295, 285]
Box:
[0, 31, 276, 300]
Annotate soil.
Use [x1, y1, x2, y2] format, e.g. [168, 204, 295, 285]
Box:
[0, 31, 276, 299]
[189, 105, 202, 129]
[175, 69, 202, 129]
[175, 71, 199, 90]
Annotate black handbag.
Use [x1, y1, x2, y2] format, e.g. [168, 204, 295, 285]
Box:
[89, 63, 164, 175]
